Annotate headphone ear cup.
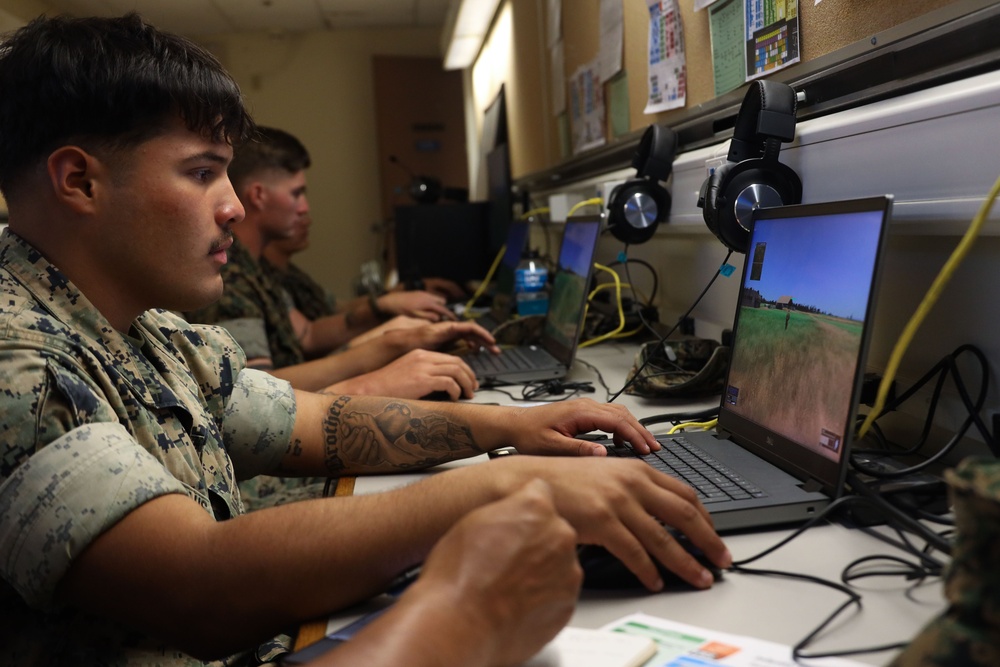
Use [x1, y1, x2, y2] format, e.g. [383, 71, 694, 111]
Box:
[711, 159, 803, 253]
[608, 179, 670, 244]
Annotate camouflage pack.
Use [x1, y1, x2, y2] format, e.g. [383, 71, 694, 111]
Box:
[624, 339, 730, 398]
[891, 457, 1000, 666]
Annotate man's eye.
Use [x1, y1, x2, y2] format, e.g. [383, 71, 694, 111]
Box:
[193, 169, 213, 182]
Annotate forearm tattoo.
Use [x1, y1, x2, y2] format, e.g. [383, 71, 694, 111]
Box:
[322, 396, 485, 474]
[274, 437, 305, 474]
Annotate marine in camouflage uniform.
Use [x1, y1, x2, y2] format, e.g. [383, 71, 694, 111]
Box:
[0, 230, 297, 665]
[186, 237, 304, 368]
[185, 240, 327, 511]
[262, 257, 337, 321]
[890, 457, 1000, 666]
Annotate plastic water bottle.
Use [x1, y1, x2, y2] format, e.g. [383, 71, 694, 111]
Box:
[514, 255, 548, 316]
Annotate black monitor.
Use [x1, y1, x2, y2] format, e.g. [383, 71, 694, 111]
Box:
[394, 203, 491, 286]
[485, 142, 513, 258]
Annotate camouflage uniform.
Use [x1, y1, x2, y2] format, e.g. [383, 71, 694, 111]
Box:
[890, 457, 1000, 666]
[186, 239, 304, 368]
[261, 258, 337, 321]
[186, 241, 328, 512]
[0, 229, 298, 666]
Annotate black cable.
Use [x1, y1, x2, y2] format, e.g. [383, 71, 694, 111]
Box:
[521, 379, 595, 401]
[575, 356, 613, 402]
[844, 469, 953, 556]
[608, 256, 659, 305]
[851, 344, 996, 478]
[728, 493, 949, 660]
[608, 249, 734, 403]
[639, 407, 720, 428]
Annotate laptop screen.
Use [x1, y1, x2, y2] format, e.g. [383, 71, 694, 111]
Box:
[542, 217, 601, 363]
[719, 197, 892, 491]
[495, 220, 530, 297]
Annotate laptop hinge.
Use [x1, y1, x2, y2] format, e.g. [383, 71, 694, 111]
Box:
[799, 477, 823, 494]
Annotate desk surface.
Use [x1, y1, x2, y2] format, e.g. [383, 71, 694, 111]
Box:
[296, 343, 946, 665]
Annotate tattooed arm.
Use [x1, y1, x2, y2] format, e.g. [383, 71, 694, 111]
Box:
[272, 392, 660, 477]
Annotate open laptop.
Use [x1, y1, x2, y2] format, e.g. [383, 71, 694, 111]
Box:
[467, 216, 601, 385]
[607, 196, 893, 532]
[474, 219, 530, 331]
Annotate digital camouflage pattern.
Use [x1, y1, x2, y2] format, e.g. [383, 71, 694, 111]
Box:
[0, 229, 298, 666]
[624, 339, 730, 398]
[262, 258, 337, 321]
[491, 314, 546, 346]
[186, 238, 304, 368]
[891, 457, 1000, 666]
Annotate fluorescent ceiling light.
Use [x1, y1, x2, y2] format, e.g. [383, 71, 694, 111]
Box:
[441, 0, 502, 70]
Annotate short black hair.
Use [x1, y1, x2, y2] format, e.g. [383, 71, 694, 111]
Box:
[0, 13, 256, 200]
[228, 126, 312, 192]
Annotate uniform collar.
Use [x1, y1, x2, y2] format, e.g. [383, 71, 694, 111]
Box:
[0, 229, 173, 408]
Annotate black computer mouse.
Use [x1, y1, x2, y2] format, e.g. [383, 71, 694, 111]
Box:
[578, 538, 723, 591]
[419, 390, 454, 402]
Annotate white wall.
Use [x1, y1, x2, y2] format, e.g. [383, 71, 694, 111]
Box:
[533, 70, 1000, 455]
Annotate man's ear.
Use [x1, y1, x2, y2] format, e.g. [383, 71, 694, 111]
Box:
[244, 181, 268, 211]
[47, 146, 102, 215]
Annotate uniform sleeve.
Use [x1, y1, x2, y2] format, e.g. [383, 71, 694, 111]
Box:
[185, 270, 271, 360]
[0, 351, 189, 610]
[0, 422, 187, 610]
[222, 369, 297, 480]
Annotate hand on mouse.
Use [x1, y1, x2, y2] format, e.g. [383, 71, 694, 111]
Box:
[309, 479, 581, 666]
[328, 349, 478, 400]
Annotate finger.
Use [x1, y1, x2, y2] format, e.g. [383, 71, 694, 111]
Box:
[640, 478, 731, 570]
[633, 516, 719, 590]
[412, 309, 443, 322]
[551, 401, 657, 454]
[589, 517, 664, 591]
[438, 358, 478, 398]
[427, 300, 456, 321]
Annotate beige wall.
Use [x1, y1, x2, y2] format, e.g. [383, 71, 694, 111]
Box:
[0, 1, 444, 299]
[204, 27, 442, 299]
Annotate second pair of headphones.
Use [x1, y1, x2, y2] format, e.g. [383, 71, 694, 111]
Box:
[607, 124, 677, 244]
[698, 80, 803, 253]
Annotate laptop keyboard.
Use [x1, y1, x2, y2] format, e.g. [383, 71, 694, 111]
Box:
[607, 436, 767, 504]
[467, 346, 545, 375]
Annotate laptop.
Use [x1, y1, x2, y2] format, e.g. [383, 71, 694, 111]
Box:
[474, 219, 530, 331]
[467, 216, 601, 385]
[606, 196, 893, 532]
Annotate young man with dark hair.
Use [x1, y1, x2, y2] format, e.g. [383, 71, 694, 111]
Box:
[0, 13, 730, 667]
[187, 126, 487, 400]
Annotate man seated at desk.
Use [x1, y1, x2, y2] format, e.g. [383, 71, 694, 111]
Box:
[0, 14, 731, 667]
[261, 211, 465, 327]
[186, 126, 488, 401]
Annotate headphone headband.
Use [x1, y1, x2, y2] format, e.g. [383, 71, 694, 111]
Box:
[727, 80, 797, 163]
[632, 124, 677, 182]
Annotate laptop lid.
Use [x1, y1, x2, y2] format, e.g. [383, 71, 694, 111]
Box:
[491, 220, 531, 315]
[717, 196, 893, 496]
[539, 216, 602, 366]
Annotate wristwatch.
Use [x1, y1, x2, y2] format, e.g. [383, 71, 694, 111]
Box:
[368, 292, 390, 322]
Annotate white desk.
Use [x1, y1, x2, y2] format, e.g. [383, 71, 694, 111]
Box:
[315, 343, 948, 664]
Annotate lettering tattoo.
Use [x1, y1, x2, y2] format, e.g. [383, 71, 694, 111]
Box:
[321, 398, 485, 474]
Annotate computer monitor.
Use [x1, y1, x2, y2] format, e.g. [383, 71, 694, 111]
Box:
[394, 203, 491, 285]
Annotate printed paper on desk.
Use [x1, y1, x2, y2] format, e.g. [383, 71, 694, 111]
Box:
[600, 613, 867, 666]
[521, 626, 657, 667]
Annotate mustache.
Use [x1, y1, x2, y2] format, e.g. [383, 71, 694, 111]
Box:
[210, 231, 234, 254]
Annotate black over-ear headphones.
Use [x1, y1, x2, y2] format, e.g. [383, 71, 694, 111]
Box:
[607, 124, 677, 244]
[698, 80, 802, 253]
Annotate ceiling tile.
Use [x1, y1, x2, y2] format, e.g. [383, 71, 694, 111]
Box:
[17, 0, 450, 35]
